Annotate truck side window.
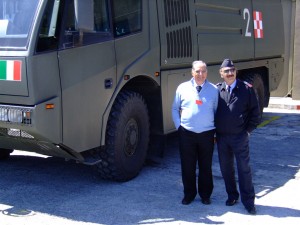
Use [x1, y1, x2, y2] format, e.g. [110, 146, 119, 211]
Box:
[61, 0, 112, 49]
[36, 0, 61, 52]
[112, 0, 142, 37]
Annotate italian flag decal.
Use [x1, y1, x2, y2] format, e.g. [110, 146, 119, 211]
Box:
[0, 60, 22, 81]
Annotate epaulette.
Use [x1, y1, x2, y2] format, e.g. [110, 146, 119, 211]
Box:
[243, 81, 253, 87]
[216, 82, 222, 86]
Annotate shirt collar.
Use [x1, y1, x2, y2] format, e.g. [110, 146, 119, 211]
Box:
[192, 78, 206, 88]
[226, 79, 237, 90]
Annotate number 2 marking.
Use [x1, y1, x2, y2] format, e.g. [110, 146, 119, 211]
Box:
[243, 8, 252, 37]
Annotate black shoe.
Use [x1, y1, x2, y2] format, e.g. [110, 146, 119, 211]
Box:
[181, 197, 194, 205]
[225, 199, 238, 206]
[246, 206, 257, 215]
[201, 198, 211, 205]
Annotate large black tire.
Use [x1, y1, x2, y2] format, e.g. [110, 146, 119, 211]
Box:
[0, 149, 14, 160]
[95, 91, 150, 181]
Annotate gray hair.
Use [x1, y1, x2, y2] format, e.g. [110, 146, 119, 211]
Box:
[192, 60, 207, 72]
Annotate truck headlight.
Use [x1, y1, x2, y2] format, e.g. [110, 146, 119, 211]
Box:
[8, 109, 23, 123]
[0, 106, 33, 125]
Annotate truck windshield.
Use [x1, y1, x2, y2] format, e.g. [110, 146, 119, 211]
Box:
[0, 0, 40, 50]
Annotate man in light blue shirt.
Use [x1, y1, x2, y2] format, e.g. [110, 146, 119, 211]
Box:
[172, 60, 218, 205]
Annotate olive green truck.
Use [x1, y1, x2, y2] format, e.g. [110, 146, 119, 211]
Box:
[0, 0, 284, 181]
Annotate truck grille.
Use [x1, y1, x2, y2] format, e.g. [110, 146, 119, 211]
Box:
[164, 0, 190, 27]
[164, 0, 192, 58]
[166, 27, 192, 58]
[0, 128, 34, 139]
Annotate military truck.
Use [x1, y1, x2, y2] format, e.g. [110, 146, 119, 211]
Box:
[0, 0, 284, 181]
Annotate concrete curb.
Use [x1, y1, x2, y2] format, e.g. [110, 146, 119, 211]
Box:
[268, 97, 300, 110]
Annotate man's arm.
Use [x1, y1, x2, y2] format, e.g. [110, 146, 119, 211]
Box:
[246, 87, 261, 133]
[172, 89, 181, 130]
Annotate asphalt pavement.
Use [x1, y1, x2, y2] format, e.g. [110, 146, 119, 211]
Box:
[0, 97, 299, 225]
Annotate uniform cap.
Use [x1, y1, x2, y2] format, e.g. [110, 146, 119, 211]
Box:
[220, 59, 234, 68]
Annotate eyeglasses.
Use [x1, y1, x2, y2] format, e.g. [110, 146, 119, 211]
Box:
[194, 69, 207, 74]
[223, 68, 236, 74]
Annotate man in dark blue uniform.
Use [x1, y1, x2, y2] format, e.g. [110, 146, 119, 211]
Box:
[215, 59, 261, 215]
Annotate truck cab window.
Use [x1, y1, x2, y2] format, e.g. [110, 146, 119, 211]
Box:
[112, 0, 142, 37]
[5, 1, 36, 35]
[0, 0, 39, 50]
[36, 0, 61, 52]
[61, 0, 111, 49]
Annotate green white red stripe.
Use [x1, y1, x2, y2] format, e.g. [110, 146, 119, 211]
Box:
[0, 60, 22, 81]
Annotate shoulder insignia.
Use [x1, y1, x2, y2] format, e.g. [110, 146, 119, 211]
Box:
[216, 82, 222, 86]
[243, 81, 253, 88]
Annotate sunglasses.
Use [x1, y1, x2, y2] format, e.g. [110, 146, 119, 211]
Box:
[223, 68, 236, 74]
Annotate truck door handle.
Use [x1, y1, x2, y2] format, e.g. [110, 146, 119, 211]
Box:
[104, 78, 113, 89]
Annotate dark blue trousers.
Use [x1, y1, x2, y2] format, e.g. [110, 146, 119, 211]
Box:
[216, 132, 255, 208]
[179, 127, 215, 200]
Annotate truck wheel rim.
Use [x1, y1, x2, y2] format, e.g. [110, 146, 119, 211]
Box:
[124, 118, 139, 156]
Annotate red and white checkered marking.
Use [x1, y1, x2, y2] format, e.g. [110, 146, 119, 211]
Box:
[253, 11, 263, 39]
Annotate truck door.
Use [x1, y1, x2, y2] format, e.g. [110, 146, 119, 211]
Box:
[112, 0, 149, 79]
[57, 0, 116, 151]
